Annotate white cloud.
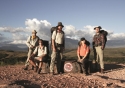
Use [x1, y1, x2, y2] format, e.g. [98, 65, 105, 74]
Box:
[0, 18, 125, 48]
[25, 18, 52, 40]
[108, 33, 125, 40]
[10, 33, 27, 44]
[0, 27, 26, 33]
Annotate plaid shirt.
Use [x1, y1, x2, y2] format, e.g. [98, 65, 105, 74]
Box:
[93, 33, 105, 49]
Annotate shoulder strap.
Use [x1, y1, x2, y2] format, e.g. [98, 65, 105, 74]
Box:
[30, 36, 32, 41]
[43, 46, 45, 50]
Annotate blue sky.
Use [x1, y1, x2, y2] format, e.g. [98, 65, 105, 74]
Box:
[0, 0, 125, 32]
[0, 0, 125, 48]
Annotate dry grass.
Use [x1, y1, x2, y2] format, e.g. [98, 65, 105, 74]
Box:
[0, 47, 125, 65]
[0, 50, 27, 65]
[64, 48, 125, 63]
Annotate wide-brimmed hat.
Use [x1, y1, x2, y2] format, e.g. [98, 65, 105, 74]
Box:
[32, 30, 37, 33]
[56, 22, 64, 27]
[94, 26, 102, 30]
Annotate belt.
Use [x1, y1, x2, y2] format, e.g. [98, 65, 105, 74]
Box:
[56, 43, 63, 47]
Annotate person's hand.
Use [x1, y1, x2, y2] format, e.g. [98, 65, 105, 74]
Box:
[101, 46, 104, 50]
[38, 57, 42, 61]
[80, 59, 83, 63]
[80, 57, 84, 63]
[77, 58, 81, 62]
[30, 45, 34, 49]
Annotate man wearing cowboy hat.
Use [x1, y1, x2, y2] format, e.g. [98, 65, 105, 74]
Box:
[93, 26, 105, 73]
[24, 30, 39, 70]
[50, 22, 65, 75]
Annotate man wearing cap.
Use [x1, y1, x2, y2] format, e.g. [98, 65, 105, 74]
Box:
[93, 26, 105, 73]
[24, 30, 39, 70]
[50, 22, 65, 75]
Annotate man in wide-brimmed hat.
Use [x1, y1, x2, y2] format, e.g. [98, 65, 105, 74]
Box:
[50, 22, 65, 75]
[93, 26, 105, 73]
[24, 30, 39, 70]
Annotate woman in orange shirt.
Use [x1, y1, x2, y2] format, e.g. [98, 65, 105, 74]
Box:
[77, 37, 90, 75]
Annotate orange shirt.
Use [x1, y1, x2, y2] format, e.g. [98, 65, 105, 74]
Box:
[77, 44, 90, 56]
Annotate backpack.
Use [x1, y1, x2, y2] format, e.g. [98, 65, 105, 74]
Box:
[51, 27, 57, 35]
[100, 30, 108, 44]
[42, 40, 49, 56]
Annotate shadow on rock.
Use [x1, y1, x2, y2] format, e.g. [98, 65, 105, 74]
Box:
[9, 80, 41, 88]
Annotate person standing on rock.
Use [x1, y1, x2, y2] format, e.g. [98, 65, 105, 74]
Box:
[24, 30, 39, 70]
[93, 26, 105, 73]
[77, 37, 90, 75]
[50, 22, 65, 75]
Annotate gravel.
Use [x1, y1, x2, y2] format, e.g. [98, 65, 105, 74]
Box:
[0, 65, 125, 88]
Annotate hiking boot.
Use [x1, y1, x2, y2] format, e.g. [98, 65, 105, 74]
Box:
[101, 69, 104, 74]
[34, 66, 38, 72]
[24, 66, 28, 70]
[37, 68, 42, 74]
[85, 72, 89, 76]
[31, 66, 34, 70]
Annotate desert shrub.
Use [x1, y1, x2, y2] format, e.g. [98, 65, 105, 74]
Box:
[6, 50, 14, 52]
[0, 53, 9, 59]
[0, 56, 27, 66]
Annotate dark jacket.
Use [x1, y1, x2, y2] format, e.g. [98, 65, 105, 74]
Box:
[93, 33, 105, 49]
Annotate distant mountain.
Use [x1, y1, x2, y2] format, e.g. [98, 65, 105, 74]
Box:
[0, 38, 125, 51]
[0, 44, 27, 51]
[106, 40, 125, 48]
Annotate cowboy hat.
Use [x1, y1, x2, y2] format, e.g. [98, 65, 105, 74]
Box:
[94, 26, 102, 30]
[32, 30, 37, 33]
[56, 22, 64, 27]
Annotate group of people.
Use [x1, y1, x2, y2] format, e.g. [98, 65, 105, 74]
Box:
[77, 26, 106, 75]
[24, 22, 65, 75]
[23, 22, 106, 75]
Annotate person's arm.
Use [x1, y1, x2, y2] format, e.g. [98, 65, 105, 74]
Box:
[101, 34, 105, 50]
[29, 47, 37, 59]
[26, 36, 32, 48]
[81, 46, 89, 61]
[77, 46, 81, 61]
[51, 31, 56, 51]
[26, 36, 31, 48]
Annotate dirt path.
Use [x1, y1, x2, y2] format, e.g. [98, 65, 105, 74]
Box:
[0, 65, 125, 88]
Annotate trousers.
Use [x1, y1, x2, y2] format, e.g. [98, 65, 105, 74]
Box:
[95, 46, 104, 69]
[50, 46, 63, 73]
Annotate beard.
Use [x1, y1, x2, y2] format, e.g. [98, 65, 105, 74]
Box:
[32, 35, 36, 39]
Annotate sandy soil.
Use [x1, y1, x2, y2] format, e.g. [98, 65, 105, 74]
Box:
[0, 64, 125, 88]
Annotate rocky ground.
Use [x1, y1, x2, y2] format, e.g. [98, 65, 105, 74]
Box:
[0, 64, 125, 88]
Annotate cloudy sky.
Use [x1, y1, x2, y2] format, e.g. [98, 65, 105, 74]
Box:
[0, 0, 125, 48]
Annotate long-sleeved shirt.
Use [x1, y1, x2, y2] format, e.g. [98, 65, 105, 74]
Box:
[93, 33, 105, 49]
[26, 36, 39, 48]
[77, 44, 90, 56]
